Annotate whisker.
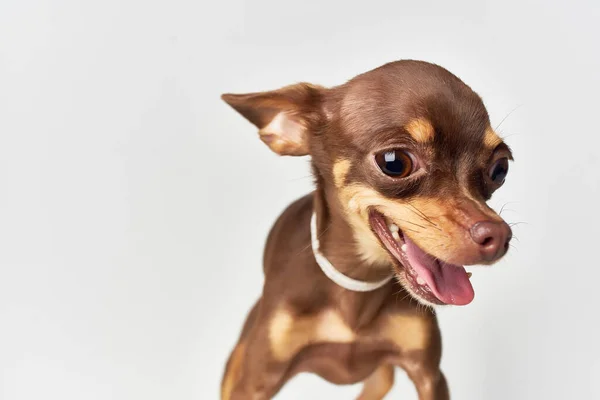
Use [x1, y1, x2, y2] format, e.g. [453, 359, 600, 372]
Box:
[495, 104, 523, 131]
[295, 217, 333, 255]
[394, 218, 428, 230]
[498, 132, 520, 140]
[497, 201, 520, 216]
[508, 221, 529, 227]
[406, 202, 431, 221]
[400, 227, 420, 234]
[406, 204, 443, 232]
[287, 175, 314, 182]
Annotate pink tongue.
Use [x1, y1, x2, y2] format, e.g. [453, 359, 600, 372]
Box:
[404, 236, 475, 305]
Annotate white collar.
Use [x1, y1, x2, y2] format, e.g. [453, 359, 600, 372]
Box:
[310, 212, 394, 292]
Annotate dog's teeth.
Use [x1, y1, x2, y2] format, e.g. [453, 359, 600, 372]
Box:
[417, 277, 425, 285]
[467, 272, 472, 279]
[391, 230, 400, 241]
[401, 244, 408, 252]
[389, 224, 399, 233]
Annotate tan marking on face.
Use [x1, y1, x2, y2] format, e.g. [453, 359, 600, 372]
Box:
[337, 184, 503, 265]
[460, 187, 504, 222]
[351, 211, 391, 266]
[221, 342, 246, 400]
[333, 159, 352, 188]
[405, 118, 435, 143]
[382, 314, 431, 351]
[334, 160, 394, 265]
[340, 185, 394, 265]
[269, 307, 355, 361]
[484, 127, 502, 148]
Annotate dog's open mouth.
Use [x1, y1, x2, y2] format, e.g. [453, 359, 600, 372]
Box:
[368, 210, 474, 306]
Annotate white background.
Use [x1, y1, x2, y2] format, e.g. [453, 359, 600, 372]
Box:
[1, 0, 599, 399]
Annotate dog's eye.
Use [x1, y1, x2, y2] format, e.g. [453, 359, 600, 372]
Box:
[375, 150, 414, 178]
[489, 157, 509, 186]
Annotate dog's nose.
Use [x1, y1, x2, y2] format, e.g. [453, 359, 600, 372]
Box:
[469, 221, 512, 262]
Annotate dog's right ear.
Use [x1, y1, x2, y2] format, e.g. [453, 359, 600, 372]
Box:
[221, 83, 325, 156]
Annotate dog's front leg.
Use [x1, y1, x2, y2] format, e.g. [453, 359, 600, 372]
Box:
[398, 335, 450, 400]
[221, 332, 291, 400]
[356, 364, 395, 400]
[379, 311, 449, 400]
[404, 364, 449, 400]
[221, 305, 292, 400]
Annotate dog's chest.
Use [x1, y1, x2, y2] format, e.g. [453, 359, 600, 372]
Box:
[287, 340, 398, 385]
[268, 306, 433, 383]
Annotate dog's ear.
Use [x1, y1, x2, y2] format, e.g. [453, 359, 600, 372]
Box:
[221, 83, 325, 156]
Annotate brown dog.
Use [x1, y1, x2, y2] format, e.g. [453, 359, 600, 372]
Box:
[220, 60, 513, 400]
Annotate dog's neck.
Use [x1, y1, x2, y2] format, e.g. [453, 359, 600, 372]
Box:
[313, 186, 394, 284]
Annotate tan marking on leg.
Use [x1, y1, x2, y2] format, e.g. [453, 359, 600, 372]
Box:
[333, 159, 352, 188]
[268, 309, 295, 360]
[221, 342, 246, 400]
[382, 314, 431, 351]
[356, 364, 395, 400]
[405, 118, 435, 143]
[484, 127, 502, 148]
[268, 307, 355, 361]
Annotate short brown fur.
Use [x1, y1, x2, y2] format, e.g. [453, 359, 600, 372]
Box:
[220, 60, 513, 399]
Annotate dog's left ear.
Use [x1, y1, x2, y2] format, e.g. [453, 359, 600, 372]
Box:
[221, 83, 325, 156]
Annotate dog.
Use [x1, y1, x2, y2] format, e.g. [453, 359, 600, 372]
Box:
[220, 60, 513, 400]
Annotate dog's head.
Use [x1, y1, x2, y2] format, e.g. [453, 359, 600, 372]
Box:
[222, 60, 513, 306]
